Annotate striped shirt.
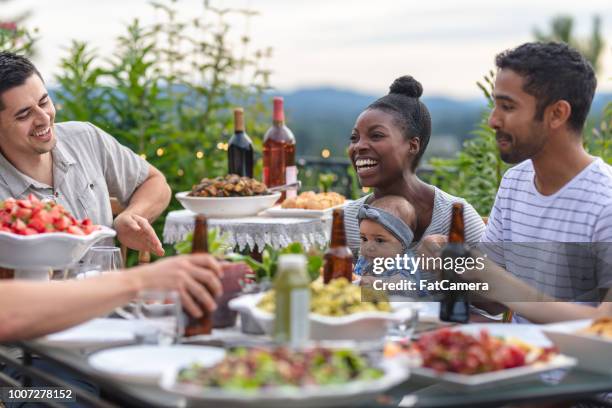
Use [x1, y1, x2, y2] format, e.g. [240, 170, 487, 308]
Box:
[344, 187, 486, 258]
[481, 158, 612, 301]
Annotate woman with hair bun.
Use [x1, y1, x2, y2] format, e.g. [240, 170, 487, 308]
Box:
[345, 75, 485, 255]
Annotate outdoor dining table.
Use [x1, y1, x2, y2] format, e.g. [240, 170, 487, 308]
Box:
[163, 209, 332, 252]
[2, 327, 612, 408]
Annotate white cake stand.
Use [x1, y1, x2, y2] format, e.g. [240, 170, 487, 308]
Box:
[0, 226, 116, 280]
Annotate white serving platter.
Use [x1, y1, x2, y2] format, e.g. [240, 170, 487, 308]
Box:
[261, 201, 351, 218]
[175, 191, 281, 218]
[0, 226, 116, 269]
[229, 293, 416, 342]
[160, 359, 408, 408]
[89, 344, 225, 385]
[410, 323, 576, 390]
[543, 319, 612, 375]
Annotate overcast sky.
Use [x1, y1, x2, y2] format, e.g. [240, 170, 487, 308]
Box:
[4, 0, 612, 98]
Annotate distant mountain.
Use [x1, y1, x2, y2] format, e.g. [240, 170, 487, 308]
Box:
[280, 87, 487, 159]
[280, 87, 611, 159]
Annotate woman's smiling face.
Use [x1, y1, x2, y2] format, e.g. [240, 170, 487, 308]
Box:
[348, 108, 417, 188]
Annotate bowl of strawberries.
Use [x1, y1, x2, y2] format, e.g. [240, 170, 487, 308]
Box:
[0, 195, 116, 270]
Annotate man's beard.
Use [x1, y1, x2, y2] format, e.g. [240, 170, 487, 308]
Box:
[497, 126, 546, 164]
[33, 135, 57, 155]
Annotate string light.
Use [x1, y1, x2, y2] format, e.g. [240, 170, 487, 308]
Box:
[177, 168, 184, 176]
[216, 142, 224, 150]
[321, 149, 331, 159]
[362, 187, 370, 193]
[156, 148, 164, 157]
[196, 151, 204, 159]
[139, 153, 147, 160]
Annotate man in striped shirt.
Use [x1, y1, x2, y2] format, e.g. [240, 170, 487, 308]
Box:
[476, 42, 612, 322]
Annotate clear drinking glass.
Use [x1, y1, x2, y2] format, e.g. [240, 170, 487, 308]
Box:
[387, 305, 419, 341]
[52, 264, 103, 281]
[135, 290, 183, 345]
[82, 246, 134, 318]
[82, 246, 123, 271]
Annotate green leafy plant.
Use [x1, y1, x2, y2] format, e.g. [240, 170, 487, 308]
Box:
[52, 0, 272, 263]
[427, 71, 509, 216]
[227, 242, 323, 283]
[0, 21, 37, 56]
[318, 173, 337, 193]
[586, 86, 611, 164]
[533, 15, 604, 74]
[173, 227, 232, 258]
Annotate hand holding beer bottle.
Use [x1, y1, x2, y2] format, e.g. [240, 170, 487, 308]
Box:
[183, 215, 222, 336]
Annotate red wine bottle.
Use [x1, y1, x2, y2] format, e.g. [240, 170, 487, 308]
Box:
[228, 107, 254, 178]
[263, 97, 297, 200]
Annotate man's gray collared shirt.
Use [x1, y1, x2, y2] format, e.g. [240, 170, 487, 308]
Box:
[0, 121, 149, 227]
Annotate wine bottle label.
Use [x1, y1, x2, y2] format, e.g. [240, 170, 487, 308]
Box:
[285, 165, 298, 199]
[289, 288, 310, 347]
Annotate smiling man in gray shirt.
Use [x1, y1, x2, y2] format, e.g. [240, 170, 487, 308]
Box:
[0, 52, 170, 256]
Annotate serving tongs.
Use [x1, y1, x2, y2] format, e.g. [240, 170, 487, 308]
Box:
[268, 181, 302, 193]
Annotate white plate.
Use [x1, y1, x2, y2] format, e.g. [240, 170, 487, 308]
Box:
[89, 345, 225, 385]
[175, 191, 281, 218]
[229, 293, 417, 341]
[411, 354, 575, 390]
[0, 226, 116, 269]
[160, 359, 409, 408]
[410, 323, 576, 390]
[544, 319, 612, 375]
[39, 318, 150, 349]
[262, 201, 350, 218]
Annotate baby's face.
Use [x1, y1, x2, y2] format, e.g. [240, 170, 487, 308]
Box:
[359, 219, 404, 261]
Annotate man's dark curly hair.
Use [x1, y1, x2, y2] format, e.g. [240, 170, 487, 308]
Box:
[0, 52, 43, 111]
[495, 42, 596, 133]
[368, 75, 432, 170]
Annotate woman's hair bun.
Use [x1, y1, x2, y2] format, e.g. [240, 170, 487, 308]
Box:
[389, 76, 423, 98]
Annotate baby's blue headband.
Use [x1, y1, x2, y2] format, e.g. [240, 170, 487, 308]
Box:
[357, 204, 414, 250]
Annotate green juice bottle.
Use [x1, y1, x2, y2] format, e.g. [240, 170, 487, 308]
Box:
[273, 254, 310, 347]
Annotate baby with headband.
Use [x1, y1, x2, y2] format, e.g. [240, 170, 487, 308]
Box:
[357, 195, 426, 297]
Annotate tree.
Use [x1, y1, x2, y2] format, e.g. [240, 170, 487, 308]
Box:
[533, 15, 604, 74]
[427, 14, 609, 217]
[0, 0, 36, 56]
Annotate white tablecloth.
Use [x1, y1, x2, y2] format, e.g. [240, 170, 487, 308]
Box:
[163, 210, 332, 252]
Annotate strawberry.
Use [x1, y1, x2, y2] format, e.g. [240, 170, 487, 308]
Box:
[1, 197, 99, 235]
[66, 225, 85, 235]
[53, 216, 71, 231]
[16, 199, 32, 209]
[28, 218, 47, 233]
[15, 207, 32, 220]
[81, 225, 98, 234]
[11, 219, 26, 232]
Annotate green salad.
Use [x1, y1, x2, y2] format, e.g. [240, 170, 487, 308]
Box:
[178, 347, 383, 389]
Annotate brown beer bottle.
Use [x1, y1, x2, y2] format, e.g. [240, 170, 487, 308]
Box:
[448, 202, 465, 244]
[0, 267, 14, 279]
[184, 215, 213, 336]
[439, 202, 470, 323]
[323, 208, 353, 284]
